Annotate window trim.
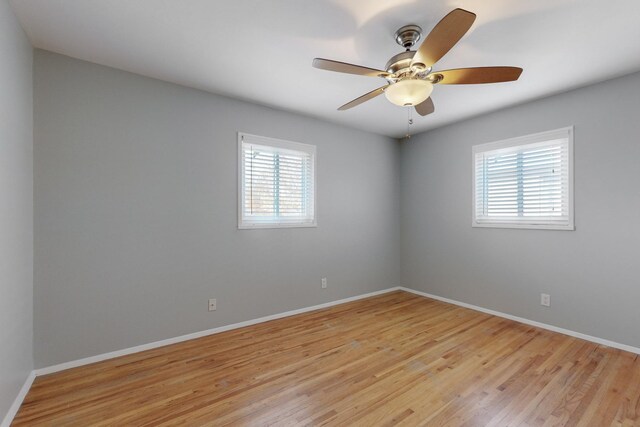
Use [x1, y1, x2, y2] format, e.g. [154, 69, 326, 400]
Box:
[237, 132, 317, 229]
[471, 126, 575, 231]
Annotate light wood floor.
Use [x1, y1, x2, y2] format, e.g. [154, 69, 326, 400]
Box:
[13, 291, 640, 426]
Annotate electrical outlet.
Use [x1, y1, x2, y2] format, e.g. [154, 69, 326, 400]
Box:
[321, 278, 327, 289]
[208, 298, 217, 311]
[540, 293, 551, 307]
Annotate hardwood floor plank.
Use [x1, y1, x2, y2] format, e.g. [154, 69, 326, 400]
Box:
[12, 291, 640, 426]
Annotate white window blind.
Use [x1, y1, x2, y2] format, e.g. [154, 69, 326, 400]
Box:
[238, 133, 316, 228]
[472, 127, 574, 230]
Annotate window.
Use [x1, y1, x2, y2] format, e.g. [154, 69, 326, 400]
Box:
[472, 127, 574, 230]
[238, 133, 316, 228]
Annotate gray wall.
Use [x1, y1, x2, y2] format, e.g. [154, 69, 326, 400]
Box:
[31, 47, 640, 370]
[400, 71, 640, 348]
[33, 50, 401, 368]
[0, 0, 33, 420]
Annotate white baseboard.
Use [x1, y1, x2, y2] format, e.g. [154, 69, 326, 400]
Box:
[33, 285, 640, 377]
[35, 287, 402, 376]
[400, 287, 640, 355]
[1, 370, 36, 427]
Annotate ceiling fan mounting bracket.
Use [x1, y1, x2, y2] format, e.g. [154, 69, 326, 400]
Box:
[394, 25, 422, 49]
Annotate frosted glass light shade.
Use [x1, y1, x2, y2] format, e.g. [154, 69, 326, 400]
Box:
[385, 79, 433, 107]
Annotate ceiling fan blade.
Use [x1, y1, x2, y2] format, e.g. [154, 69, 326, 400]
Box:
[415, 97, 435, 116]
[411, 9, 476, 69]
[313, 58, 391, 78]
[434, 67, 523, 84]
[338, 85, 389, 111]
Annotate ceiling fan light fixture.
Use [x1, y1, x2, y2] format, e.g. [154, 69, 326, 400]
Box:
[384, 79, 433, 107]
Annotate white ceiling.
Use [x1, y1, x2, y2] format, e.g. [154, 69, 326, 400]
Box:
[11, 0, 640, 138]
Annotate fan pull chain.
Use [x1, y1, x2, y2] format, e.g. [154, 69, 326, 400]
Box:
[405, 108, 414, 139]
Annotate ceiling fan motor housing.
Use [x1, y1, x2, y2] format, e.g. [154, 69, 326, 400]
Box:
[385, 51, 415, 75]
[385, 51, 433, 79]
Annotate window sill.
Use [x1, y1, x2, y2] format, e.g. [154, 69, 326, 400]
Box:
[472, 222, 574, 231]
[238, 222, 317, 230]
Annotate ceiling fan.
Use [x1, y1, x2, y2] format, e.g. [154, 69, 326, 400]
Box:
[312, 8, 523, 116]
